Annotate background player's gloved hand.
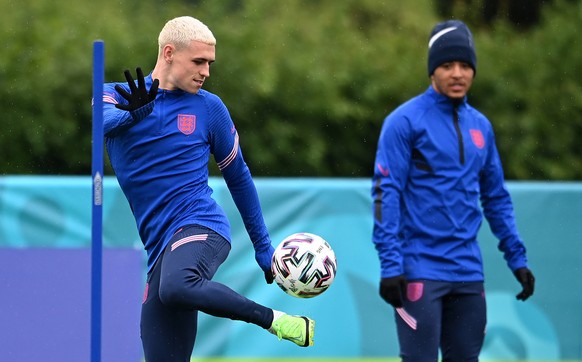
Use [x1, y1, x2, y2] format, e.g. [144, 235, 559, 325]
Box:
[379, 274, 407, 308]
[514, 267, 535, 301]
[115, 67, 159, 122]
[254, 243, 275, 284]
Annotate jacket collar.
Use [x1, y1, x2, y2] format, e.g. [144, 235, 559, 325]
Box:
[425, 85, 468, 109]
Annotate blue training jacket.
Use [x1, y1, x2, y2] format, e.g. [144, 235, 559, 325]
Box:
[372, 86, 528, 282]
[102, 74, 271, 272]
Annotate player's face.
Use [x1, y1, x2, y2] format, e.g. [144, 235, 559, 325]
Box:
[430, 61, 474, 100]
[166, 40, 215, 94]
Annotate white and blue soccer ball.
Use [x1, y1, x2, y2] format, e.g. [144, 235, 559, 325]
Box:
[271, 232, 337, 298]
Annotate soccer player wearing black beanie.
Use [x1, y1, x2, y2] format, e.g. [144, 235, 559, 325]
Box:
[372, 19, 535, 361]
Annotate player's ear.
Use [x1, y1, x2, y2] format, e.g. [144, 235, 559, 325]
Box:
[162, 44, 175, 64]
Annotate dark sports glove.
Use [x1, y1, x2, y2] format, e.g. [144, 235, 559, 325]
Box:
[254, 243, 275, 284]
[379, 275, 407, 308]
[514, 267, 535, 301]
[114, 67, 159, 120]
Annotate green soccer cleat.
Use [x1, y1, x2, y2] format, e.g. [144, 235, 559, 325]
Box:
[268, 314, 315, 347]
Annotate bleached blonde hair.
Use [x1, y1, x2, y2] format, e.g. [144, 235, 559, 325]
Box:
[158, 16, 216, 53]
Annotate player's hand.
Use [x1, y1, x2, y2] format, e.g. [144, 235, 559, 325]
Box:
[379, 275, 407, 308]
[514, 267, 535, 301]
[115, 67, 159, 115]
[255, 243, 275, 284]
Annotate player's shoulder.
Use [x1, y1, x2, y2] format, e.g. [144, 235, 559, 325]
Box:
[196, 89, 233, 123]
[196, 89, 231, 115]
[385, 92, 430, 126]
[197, 89, 225, 106]
[399, 93, 429, 114]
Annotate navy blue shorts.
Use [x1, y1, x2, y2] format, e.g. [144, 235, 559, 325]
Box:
[394, 280, 486, 361]
[140, 225, 273, 361]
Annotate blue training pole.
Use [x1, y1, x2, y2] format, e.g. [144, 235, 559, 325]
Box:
[91, 40, 104, 362]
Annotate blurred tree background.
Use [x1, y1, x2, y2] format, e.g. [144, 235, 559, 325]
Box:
[0, 0, 580, 179]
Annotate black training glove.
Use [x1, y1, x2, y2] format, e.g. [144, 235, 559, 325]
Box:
[115, 67, 159, 120]
[514, 267, 535, 301]
[264, 269, 274, 284]
[379, 275, 407, 308]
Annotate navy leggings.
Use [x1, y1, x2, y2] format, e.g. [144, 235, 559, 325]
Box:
[394, 280, 486, 362]
[140, 225, 273, 361]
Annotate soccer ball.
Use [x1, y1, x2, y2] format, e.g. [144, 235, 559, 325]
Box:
[271, 232, 337, 298]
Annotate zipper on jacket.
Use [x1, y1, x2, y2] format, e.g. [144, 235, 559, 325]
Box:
[453, 105, 465, 165]
[157, 90, 166, 135]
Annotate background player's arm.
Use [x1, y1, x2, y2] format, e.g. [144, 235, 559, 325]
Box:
[478, 126, 527, 271]
[372, 114, 412, 278]
[478, 126, 535, 301]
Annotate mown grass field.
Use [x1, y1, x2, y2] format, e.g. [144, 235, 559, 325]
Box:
[190, 359, 400, 362]
[190, 359, 581, 362]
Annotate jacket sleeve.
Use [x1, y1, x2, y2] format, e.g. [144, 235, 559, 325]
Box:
[207, 96, 271, 251]
[101, 83, 137, 137]
[479, 126, 528, 271]
[372, 112, 413, 278]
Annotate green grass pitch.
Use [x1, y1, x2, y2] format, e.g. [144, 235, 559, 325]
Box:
[190, 358, 580, 362]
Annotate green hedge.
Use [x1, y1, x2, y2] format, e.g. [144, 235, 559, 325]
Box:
[1, 0, 580, 179]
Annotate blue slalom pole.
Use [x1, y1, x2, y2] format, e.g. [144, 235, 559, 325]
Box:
[91, 40, 104, 362]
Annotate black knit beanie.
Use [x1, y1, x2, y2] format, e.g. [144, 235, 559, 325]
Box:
[428, 20, 477, 76]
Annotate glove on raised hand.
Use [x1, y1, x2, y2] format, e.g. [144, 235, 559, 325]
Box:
[254, 243, 275, 284]
[514, 267, 535, 301]
[115, 67, 159, 122]
[380, 275, 407, 308]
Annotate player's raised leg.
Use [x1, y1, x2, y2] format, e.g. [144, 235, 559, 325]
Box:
[146, 224, 315, 354]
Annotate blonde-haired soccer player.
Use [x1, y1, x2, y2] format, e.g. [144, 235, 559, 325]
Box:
[101, 16, 314, 360]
